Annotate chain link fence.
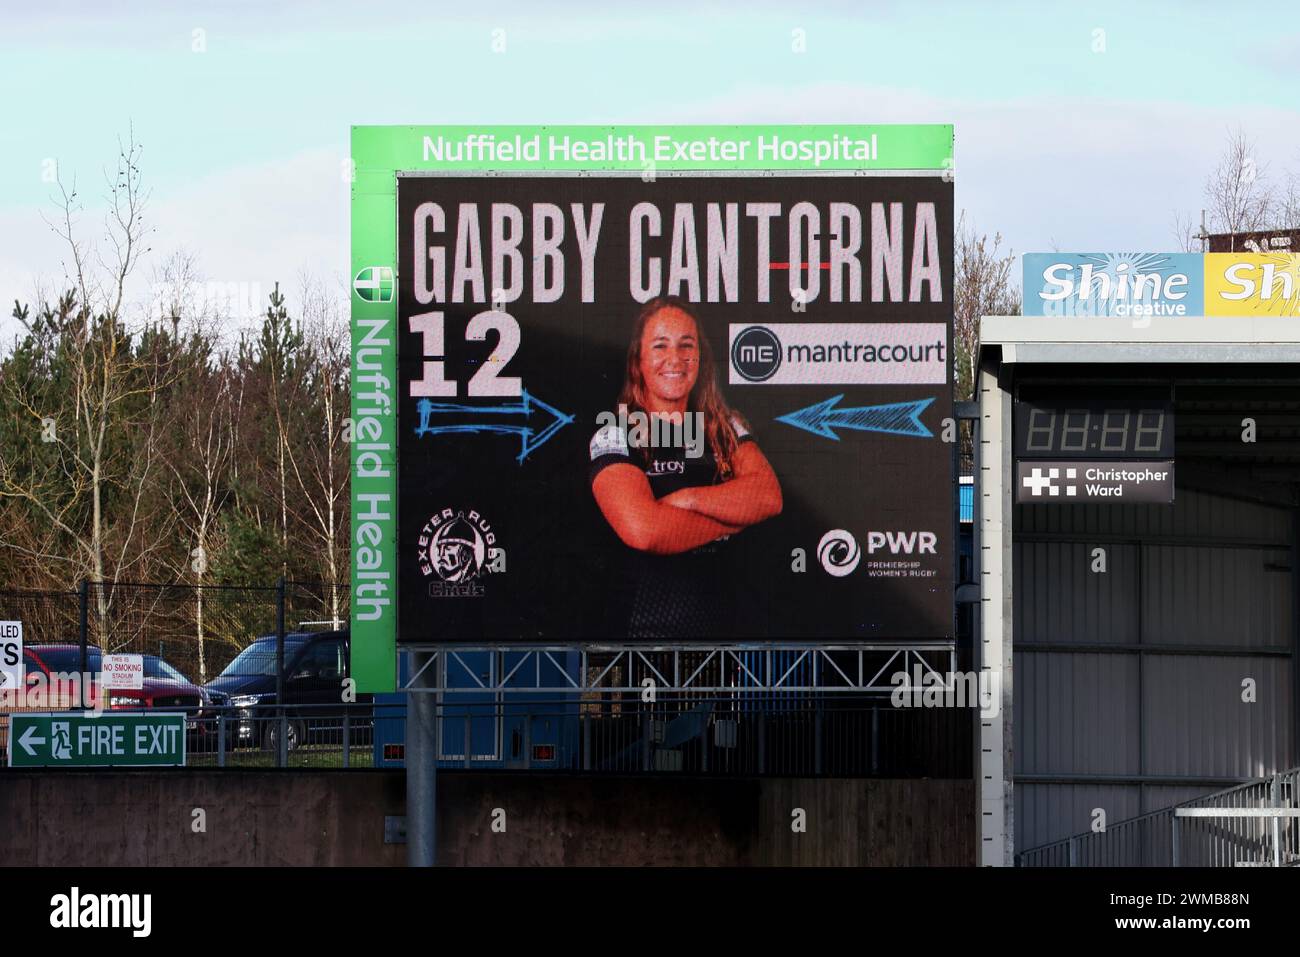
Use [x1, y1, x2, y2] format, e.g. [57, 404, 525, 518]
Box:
[68, 580, 348, 684]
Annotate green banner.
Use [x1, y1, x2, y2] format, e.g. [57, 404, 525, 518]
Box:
[7, 712, 187, 768]
[352, 124, 953, 177]
[349, 124, 954, 692]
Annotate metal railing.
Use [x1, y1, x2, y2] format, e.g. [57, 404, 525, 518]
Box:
[566, 697, 970, 777]
[185, 703, 379, 769]
[2, 697, 974, 776]
[1017, 768, 1300, 867]
[2, 581, 974, 777]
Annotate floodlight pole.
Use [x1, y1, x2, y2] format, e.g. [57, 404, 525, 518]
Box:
[407, 649, 437, 866]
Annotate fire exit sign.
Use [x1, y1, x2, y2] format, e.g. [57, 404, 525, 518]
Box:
[7, 712, 186, 767]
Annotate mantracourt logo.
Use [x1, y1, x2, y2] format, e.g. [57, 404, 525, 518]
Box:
[817, 529, 860, 577]
[417, 508, 503, 598]
[729, 323, 946, 385]
[50, 886, 151, 937]
[731, 325, 783, 382]
[353, 265, 394, 303]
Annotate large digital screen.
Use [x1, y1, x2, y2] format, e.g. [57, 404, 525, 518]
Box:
[392, 172, 954, 642]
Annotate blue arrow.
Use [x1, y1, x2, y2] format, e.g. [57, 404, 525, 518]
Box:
[414, 389, 575, 464]
[776, 395, 935, 440]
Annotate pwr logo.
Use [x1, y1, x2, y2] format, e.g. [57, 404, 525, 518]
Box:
[817, 529, 860, 576]
[866, 531, 938, 555]
[816, 528, 937, 576]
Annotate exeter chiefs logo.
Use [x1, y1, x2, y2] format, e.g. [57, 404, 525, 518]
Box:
[417, 508, 501, 597]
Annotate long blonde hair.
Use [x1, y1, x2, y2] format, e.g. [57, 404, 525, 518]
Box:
[618, 296, 745, 480]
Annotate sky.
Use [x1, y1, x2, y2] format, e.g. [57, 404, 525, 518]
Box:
[0, 0, 1296, 337]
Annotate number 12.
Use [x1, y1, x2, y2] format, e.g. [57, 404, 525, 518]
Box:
[408, 309, 522, 397]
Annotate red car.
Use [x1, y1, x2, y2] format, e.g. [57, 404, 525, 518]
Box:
[20, 645, 227, 747]
[0, 646, 61, 753]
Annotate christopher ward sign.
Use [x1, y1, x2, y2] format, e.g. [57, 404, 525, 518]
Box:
[1016, 462, 1174, 504]
[7, 713, 186, 767]
[1013, 390, 1175, 504]
[391, 171, 953, 643]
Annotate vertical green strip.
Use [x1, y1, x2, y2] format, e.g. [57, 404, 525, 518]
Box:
[350, 127, 399, 692]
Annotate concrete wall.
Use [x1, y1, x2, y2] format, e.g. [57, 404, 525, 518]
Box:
[0, 771, 973, 866]
[1, 770, 409, 867]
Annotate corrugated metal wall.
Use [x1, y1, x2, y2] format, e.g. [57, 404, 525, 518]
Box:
[1014, 487, 1296, 850]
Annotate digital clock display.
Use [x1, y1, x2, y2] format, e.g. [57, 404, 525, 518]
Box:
[1013, 394, 1174, 460]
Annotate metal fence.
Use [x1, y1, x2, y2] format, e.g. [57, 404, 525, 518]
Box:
[1017, 768, 1300, 867]
[2, 581, 972, 777]
[560, 696, 968, 776]
[168, 696, 971, 775]
[0, 579, 347, 685]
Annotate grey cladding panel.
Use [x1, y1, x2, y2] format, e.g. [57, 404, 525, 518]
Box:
[1142, 546, 1292, 648]
[1016, 542, 1138, 644]
[1015, 651, 1139, 777]
[1143, 655, 1293, 778]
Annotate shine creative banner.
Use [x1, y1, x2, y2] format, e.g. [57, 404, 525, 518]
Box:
[1204, 253, 1300, 317]
[1022, 253, 1204, 318]
[1023, 252, 1300, 318]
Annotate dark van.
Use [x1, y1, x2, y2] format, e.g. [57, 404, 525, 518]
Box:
[203, 629, 370, 751]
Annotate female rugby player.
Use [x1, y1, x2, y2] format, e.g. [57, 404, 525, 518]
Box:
[589, 296, 782, 637]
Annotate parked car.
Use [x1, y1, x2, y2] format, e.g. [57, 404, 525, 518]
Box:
[18, 645, 225, 751]
[203, 629, 372, 752]
[0, 647, 60, 754]
[131, 654, 231, 751]
[13, 644, 99, 709]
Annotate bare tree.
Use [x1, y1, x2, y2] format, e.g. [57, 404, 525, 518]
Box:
[284, 273, 350, 623]
[1278, 169, 1300, 232]
[1173, 132, 1300, 249]
[953, 212, 1019, 402]
[0, 132, 179, 631]
[1204, 127, 1273, 248]
[156, 253, 235, 681]
[148, 248, 213, 331]
[1172, 210, 1203, 253]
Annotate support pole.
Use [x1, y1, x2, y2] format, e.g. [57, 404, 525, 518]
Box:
[407, 650, 438, 867]
[976, 363, 1013, 866]
[78, 580, 89, 710]
[276, 577, 287, 768]
[1272, 773, 1282, 868]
